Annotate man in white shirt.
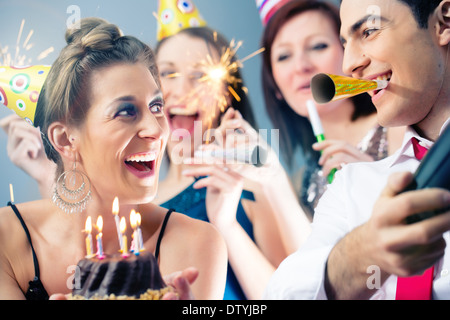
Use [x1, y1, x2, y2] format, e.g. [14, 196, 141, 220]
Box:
[265, 0, 450, 299]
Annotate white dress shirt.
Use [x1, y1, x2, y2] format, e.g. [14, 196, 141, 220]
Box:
[264, 119, 450, 300]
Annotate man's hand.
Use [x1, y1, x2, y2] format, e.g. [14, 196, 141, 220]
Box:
[326, 171, 450, 299]
[367, 171, 450, 277]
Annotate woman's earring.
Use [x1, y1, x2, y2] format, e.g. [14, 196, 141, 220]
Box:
[52, 156, 92, 214]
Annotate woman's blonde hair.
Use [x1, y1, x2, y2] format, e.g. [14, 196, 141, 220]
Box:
[35, 17, 160, 176]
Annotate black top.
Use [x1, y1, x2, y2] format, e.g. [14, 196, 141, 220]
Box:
[155, 208, 174, 261]
[7, 202, 49, 300]
[6, 202, 174, 300]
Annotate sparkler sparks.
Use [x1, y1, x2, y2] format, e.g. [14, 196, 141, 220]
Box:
[199, 37, 264, 143]
[0, 19, 54, 66]
[170, 33, 265, 143]
[198, 37, 243, 107]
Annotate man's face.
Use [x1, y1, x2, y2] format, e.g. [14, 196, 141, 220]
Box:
[340, 0, 445, 128]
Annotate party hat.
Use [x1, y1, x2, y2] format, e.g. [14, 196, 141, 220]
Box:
[256, 0, 291, 26]
[156, 0, 207, 41]
[311, 73, 388, 104]
[0, 65, 50, 126]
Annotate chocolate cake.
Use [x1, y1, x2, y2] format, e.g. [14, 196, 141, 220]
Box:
[70, 252, 170, 300]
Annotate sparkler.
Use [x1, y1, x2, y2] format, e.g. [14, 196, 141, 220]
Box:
[0, 19, 54, 66]
[168, 33, 265, 144]
[199, 38, 264, 143]
[199, 37, 266, 109]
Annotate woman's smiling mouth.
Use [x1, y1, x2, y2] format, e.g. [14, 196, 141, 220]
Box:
[124, 152, 157, 178]
[166, 106, 200, 138]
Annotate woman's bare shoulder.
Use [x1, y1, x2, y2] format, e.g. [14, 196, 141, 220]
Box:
[138, 203, 224, 253]
[0, 200, 49, 243]
[169, 210, 218, 237]
[0, 200, 51, 227]
[140, 203, 211, 229]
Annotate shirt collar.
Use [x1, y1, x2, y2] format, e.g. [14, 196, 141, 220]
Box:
[388, 117, 450, 167]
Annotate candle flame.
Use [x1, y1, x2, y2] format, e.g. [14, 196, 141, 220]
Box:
[130, 209, 137, 229]
[112, 197, 119, 215]
[85, 216, 92, 233]
[136, 213, 141, 227]
[119, 216, 126, 234]
[96, 216, 103, 232]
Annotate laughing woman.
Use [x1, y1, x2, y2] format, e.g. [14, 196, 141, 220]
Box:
[153, 24, 311, 300]
[0, 17, 227, 300]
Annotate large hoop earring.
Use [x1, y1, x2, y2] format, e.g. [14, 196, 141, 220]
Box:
[52, 156, 92, 214]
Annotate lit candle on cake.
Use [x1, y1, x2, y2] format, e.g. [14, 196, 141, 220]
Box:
[96, 216, 105, 259]
[136, 212, 144, 252]
[130, 209, 139, 255]
[112, 197, 123, 250]
[85, 216, 94, 258]
[119, 216, 128, 257]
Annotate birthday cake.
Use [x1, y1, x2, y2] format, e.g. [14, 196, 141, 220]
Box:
[70, 252, 170, 300]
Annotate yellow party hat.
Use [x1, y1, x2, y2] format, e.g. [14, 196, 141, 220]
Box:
[0, 65, 50, 126]
[156, 0, 207, 41]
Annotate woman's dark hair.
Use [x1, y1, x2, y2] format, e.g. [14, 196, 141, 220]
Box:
[35, 17, 160, 177]
[155, 26, 257, 129]
[261, 0, 375, 169]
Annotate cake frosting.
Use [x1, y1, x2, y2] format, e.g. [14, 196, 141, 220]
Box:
[70, 252, 169, 300]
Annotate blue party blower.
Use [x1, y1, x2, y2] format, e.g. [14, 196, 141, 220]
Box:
[405, 124, 450, 224]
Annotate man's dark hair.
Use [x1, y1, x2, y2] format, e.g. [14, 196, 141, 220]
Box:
[340, 0, 441, 28]
[397, 0, 441, 28]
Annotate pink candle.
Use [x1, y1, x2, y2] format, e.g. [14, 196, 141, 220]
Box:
[96, 216, 105, 259]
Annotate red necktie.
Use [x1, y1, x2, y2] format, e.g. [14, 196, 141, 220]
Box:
[395, 137, 434, 300]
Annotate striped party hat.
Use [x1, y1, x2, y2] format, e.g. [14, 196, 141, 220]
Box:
[256, 0, 291, 26]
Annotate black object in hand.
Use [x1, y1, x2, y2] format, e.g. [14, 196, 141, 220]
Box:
[405, 125, 450, 224]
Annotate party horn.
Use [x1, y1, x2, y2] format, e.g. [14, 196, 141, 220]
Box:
[0, 65, 50, 126]
[311, 73, 388, 104]
[194, 145, 269, 167]
[306, 100, 336, 183]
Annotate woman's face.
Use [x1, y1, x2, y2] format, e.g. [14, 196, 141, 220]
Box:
[156, 33, 226, 160]
[271, 10, 345, 117]
[76, 63, 169, 204]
